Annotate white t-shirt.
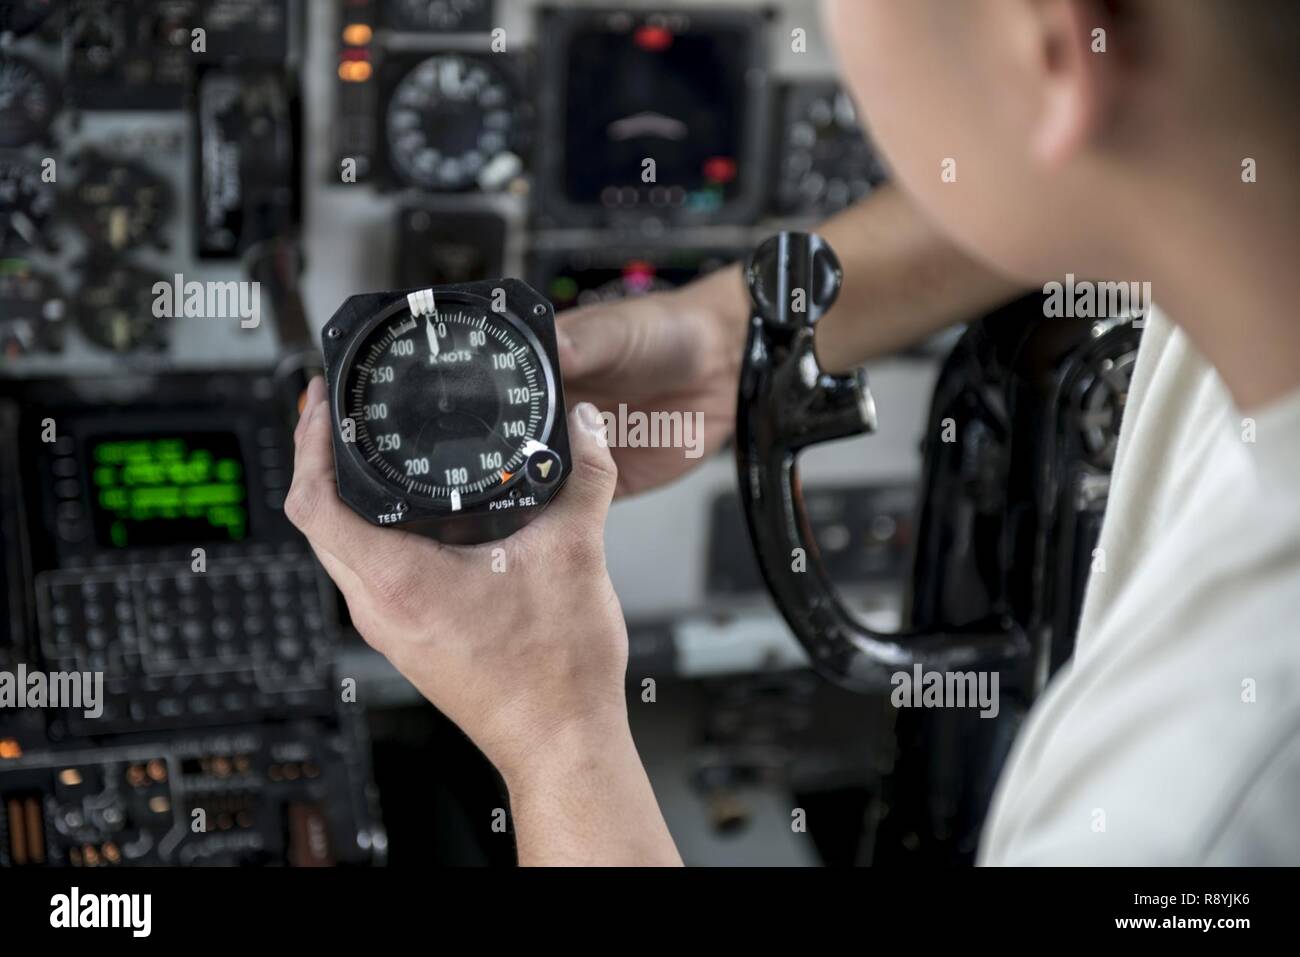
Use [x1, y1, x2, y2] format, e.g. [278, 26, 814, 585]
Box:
[979, 307, 1300, 865]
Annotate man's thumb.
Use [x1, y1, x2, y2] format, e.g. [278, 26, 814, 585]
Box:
[536, 402, 617, 530]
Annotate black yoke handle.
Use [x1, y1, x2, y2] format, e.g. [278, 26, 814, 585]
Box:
[734, 233, 1028, 692]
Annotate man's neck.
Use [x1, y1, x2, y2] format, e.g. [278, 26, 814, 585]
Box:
[1130, 168, 1300, 411]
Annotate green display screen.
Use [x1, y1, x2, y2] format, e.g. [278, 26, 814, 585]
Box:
[87, 434, 250, 548]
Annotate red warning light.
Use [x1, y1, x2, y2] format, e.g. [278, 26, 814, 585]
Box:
[702, 156, 737, 185]
[623, 260, 656, 292]
[634, 25, 674, 52]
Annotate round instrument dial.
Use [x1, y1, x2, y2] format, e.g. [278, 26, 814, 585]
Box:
[342, 296, 553, 506]
[0, 153, 55, 249]
[385, 53, 521, 192]
[76, 261, 168, 353]
[778, 85, 883, 215]
[0, 54, 55, 147]
[0, 261, 64, 357]
[70, 156, 172, 251]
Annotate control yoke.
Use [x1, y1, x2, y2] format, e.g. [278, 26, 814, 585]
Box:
[734, 232, 1030, 692]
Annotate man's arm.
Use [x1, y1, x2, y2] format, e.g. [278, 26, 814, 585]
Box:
[641, 184, 1025, 371]
[558, 183, 1023, 497]
[287, 186, 1020, 867]
[505, 716, 682, 866]
[814, 185, 1025, 369]
[286, 382, 681, 866]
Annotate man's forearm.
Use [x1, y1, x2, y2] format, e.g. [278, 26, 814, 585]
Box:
[701, 184, 1025, 372]
[504, 714, 682, 866]
[814, 184, 1026, 369]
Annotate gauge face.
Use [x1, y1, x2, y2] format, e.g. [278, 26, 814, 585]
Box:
[778, 85, 883, 215]
[0, 54, 55, 147]
[0, 261, 64, 357]
[77, 263, 167, 353]
[343, 297, 552, 506]
[71, 157, 171, 251]
[385, 0, 491, 32]
[0, 154, 54, 249]
[384, 54, 519, 191]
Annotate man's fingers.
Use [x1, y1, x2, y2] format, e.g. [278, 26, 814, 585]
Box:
[556, 303, 636, 383]
[287, 394, 371, 553]
[294, 375, 326, 445]
[292, 384, 337, 485]
[559, 297, 706, 400]
[287, 384, 457, 603]
[530, 402, 618, 538]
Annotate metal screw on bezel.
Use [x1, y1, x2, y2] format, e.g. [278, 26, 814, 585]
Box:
[533, 304, 547, 316]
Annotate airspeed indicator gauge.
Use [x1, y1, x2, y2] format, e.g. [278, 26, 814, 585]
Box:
[322, 279, 570, 544]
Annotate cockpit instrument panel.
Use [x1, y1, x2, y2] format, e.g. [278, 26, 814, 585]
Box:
[532, 247, 738, 312]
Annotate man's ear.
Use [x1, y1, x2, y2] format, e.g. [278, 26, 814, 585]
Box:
[1028, 0, 1121, 167]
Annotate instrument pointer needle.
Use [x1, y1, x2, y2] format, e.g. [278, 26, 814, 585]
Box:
[425, 314, 440, 359]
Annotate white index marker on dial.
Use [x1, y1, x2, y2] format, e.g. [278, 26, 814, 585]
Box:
[441, 57, 460, 93]
[407, 287, 437, 317]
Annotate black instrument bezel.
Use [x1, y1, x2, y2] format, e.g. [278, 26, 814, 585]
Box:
[321, 279, 570, 542]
